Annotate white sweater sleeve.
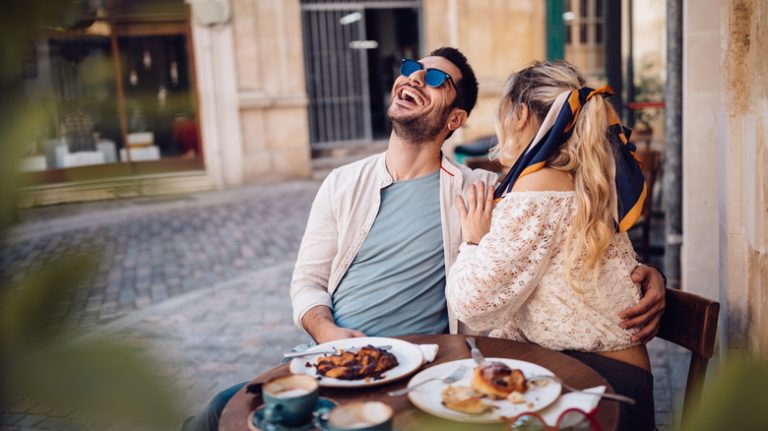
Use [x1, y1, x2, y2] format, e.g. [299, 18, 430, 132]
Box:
[446, 192, 569, 331]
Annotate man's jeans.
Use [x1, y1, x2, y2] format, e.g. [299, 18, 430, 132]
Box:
[181, 382, 246, 431]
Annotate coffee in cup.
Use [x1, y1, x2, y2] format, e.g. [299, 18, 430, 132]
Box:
[325, 401, 393, 431]
[262, 374, 319, 426]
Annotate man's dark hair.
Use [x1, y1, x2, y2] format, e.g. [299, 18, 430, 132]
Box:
[429, 46, 479, 116]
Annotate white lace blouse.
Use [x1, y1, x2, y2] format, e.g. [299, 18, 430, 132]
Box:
[446, 191, 641, 352]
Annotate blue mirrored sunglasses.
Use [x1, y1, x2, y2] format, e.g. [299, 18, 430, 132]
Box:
[400, 58, 455, 89]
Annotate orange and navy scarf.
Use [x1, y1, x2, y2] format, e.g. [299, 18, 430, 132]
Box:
[493, 85, 646, 232]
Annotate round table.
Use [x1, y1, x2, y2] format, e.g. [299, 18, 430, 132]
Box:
[219, 334, 619, 430]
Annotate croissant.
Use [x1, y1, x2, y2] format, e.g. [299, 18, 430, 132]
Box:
[470, 362, 527, 399]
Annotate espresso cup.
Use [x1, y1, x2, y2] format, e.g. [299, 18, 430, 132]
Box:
[324, 401, 393, 431]
[262, 374, 320, 426]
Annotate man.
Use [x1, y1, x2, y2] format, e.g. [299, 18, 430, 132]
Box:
[183, 47, 665, 431]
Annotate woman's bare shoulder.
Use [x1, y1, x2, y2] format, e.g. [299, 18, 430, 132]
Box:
[511, 167, 574, 192]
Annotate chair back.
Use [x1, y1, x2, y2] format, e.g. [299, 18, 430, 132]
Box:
[657, 288, 720, 426]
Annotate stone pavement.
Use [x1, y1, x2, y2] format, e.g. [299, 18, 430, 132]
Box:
[0, 179, 688, 430]
[1, 181, 321, 329]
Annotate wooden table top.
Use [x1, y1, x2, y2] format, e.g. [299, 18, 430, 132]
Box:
[219, 334, 619, 431]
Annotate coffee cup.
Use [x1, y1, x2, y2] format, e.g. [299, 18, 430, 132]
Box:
[323, 401, 393, 431]
[262, 374, 319, 426]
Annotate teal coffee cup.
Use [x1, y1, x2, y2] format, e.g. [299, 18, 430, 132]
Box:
[262, 374, 320, 427]
[323, 401, 393, 431]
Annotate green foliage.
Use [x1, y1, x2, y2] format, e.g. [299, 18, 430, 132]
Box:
[633, 55, 665, 130]
[682, 355, 768, 431]
[1, 2, 185, 429]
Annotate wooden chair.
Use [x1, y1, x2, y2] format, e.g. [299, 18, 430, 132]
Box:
[633, 145, 662, 260]
[657, 288, 720, 427]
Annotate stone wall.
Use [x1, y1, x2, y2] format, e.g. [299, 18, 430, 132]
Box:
[422, 0, 546, 149]
[684, 0, 768, 356]
[721, 0, 768, 355]
[231, 0, 311, 182]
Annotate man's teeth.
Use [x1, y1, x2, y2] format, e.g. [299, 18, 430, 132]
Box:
[400, 88, 423, 106]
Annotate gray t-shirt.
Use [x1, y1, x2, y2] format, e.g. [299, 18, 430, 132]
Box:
[332, 170, 447, 336]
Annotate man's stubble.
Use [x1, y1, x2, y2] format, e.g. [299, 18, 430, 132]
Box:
[387, 101, 453, 144]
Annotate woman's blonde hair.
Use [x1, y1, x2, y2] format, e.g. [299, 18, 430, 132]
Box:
[494, 61, 619, 292]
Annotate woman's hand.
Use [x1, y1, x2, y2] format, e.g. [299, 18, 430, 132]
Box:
[457, 182, 495, 245]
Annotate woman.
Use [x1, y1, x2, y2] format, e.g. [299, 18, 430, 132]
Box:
[446, 61, 654, 430]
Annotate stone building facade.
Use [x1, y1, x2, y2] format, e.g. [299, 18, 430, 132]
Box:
[22, 0, 545, 205]
[682, 0, 768, 355]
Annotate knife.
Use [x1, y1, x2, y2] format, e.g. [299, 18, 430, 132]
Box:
[282, 344, 393, 360]
[465, 337, 486, 366]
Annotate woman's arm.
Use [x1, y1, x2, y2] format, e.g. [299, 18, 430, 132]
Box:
[446, 192, 566, 331]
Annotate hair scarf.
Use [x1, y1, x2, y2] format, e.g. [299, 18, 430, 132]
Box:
[493, 85, 647, 232]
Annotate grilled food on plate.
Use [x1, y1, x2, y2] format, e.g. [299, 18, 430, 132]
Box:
[315, 345, 399, 380]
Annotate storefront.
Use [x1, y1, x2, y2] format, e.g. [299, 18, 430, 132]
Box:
[21, 0, 204, 185]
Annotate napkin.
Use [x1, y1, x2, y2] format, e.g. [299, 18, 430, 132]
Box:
[418, 344, 439, 363]
[537, 385, 606, 426]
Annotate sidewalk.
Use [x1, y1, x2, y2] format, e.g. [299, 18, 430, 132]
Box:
[0, 180, 688, 430]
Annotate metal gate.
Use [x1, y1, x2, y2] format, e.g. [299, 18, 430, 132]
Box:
[300, 0, 421, 150]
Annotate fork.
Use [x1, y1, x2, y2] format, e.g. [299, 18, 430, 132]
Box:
[527, 375, 636, 405]
[387, 365, 469, 396]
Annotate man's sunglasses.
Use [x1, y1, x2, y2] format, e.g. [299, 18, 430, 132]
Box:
[400, 58, 456, 89]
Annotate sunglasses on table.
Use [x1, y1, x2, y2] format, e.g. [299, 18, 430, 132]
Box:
[400, 58, 456, 89]
[506, 408, 603, 431]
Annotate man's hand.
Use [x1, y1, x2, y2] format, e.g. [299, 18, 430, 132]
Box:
[458, 182, 495, 245]
[619, 264, 666, 343]
[301, 306, 366, 344]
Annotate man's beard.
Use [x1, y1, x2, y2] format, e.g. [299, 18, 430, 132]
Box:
[387, 103, 452, 143]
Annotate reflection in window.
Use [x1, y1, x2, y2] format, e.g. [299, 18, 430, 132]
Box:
[19, 0, 203, 182]
[119, 35, 198, 162]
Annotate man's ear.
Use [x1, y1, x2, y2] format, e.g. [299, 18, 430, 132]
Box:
[447, 109, 468, 131]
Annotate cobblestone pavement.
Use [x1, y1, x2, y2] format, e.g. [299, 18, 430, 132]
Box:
[1, 181, 321, 329]
[1, 180, 688, 430]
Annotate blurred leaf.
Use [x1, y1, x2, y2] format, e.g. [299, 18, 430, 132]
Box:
[0, 255, 95, 350]
[8, 340, 184, 429]
[682, 356, 768, 431]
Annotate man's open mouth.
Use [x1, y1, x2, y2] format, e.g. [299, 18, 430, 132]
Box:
[397, 87, 425, 106]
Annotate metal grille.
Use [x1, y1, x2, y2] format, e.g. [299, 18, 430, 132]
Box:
[301, 8, 371, 149]
[300, 0, 420, 150]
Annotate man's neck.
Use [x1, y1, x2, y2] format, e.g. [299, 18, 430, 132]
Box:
[385, 133, 444, 181]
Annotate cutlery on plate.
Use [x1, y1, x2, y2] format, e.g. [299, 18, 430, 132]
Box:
[465, 337, 487, 366]
[527, 375, 637, 405]
[387, 365, 469, 396]
[282, 344, 393, 360]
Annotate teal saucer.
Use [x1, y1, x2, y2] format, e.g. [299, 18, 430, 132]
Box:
[251, 397, 337, 431]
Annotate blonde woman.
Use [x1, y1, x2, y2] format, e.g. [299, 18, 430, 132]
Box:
[446, 61, 654, 430]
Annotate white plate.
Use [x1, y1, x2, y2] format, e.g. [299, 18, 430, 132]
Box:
[407, 358, 562, 424]
[288, 337, 424, 388]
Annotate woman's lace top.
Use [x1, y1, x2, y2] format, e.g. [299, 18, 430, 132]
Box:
[446, 191, 641, 352]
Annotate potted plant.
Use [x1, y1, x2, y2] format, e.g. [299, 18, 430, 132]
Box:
[632, 56, 665, 146]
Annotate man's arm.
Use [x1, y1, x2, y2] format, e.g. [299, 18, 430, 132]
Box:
[301, 305, 366, 344]
[619, 264, 667, 343]
[289, 172, 366, 343]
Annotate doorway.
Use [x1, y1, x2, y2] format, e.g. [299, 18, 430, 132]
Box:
[300, 1, 421, 152]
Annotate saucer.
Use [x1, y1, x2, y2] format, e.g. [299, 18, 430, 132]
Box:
[248, 397, 337, 431]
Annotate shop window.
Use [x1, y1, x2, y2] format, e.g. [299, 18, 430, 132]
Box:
[20, 0, 203, 184]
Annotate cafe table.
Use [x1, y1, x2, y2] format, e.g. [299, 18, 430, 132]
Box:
[219, 334, 619, 431]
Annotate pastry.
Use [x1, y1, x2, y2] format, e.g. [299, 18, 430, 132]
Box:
[441, 385, 494, 414]
[470, 362, 527, 399]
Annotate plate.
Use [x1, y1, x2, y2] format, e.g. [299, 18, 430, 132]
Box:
[406, 358, 562, 424]
[288, 337, 424, 388]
